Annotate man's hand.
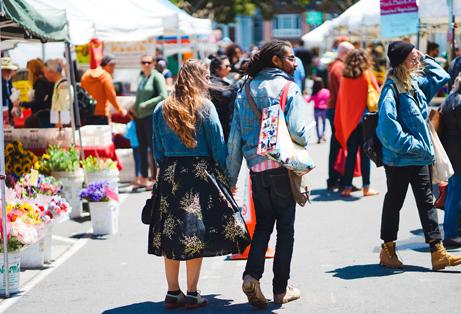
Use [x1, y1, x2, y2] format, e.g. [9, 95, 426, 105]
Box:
[230, 186, 238, 196]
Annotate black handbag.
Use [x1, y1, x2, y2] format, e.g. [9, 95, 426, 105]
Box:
[141, 183, 158, 225]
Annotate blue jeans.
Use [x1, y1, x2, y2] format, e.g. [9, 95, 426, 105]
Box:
[443, 174, 461, 239]
[342, 123, 371, 188]
[132, 147, 141, 177]
[314, 108, 327, 140]
[244, 167, 296, 294]
[326, 109, 342, 188]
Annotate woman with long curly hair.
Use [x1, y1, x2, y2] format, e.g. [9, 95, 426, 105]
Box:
[334, 49, 380, 197]
[149, 59, 250, 309]
[376, 41, 461, 270]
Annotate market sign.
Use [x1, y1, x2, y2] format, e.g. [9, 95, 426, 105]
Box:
[306, 11, 323, 26]
[380, 0, 418, 38]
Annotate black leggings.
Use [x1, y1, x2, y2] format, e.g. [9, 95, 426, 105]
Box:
[135, 115, 156, 179]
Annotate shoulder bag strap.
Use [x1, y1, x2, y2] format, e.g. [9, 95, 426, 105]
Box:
[245, 81, 262, 121]
[279, 82, 292, 111]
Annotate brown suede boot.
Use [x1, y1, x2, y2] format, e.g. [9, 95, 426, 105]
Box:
[379, 242, 403, 269]
[431, 242, 461, 271]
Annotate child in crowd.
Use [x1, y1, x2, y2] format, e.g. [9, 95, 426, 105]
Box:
[305, 77, 330, 143]
[123, 119, 141, 187]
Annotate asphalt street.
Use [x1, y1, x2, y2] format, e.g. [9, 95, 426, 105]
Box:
[2, 126, 461, 314]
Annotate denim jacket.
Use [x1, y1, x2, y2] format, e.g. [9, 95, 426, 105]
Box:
[376, 56, 450, 167]
[152, 100, 227, 170]
[226, 68, 310, 187]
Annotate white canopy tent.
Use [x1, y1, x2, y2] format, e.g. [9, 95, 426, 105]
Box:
[301, 20, 333, 49]
[330, 0, 461, 35]
[28, 0, 212, 45]
[331, 0, 379, 35]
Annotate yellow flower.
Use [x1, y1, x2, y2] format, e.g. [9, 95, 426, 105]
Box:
[42, 154, 50, 160]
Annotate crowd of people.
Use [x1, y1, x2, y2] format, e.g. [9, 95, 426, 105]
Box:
[3, 35, 461, 309]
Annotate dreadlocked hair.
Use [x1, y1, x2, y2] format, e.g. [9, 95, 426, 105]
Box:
[242, 40, 292, 77]
[163, 59, 211, 148]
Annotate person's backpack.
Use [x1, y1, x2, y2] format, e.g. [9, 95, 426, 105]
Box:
[76, 84, 96, 124]
[362, 80, 399, 167]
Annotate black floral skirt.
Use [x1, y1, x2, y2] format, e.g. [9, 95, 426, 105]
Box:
[148, 157, 250, 260]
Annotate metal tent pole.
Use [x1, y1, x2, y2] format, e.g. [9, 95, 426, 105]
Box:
[65, 42, 84, 161]
[177, 13, 182, 69]
[0, 3, 11, 297]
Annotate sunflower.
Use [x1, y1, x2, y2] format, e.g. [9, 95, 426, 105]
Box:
[5, 144, 14, 155]
[13, 164, 24, 176]
[5, 163, 13, 174]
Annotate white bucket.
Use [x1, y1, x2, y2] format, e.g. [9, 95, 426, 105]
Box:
[85, 169, 120, 195]
[89, 201, 119, 235]
[43, 223, 53, 263]
[52, 169, 84, 219]
[0, 252, 21, 295]
[20, 239, 45, 269]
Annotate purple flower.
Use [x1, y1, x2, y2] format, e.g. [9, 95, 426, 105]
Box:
[80, 181, 110, 202]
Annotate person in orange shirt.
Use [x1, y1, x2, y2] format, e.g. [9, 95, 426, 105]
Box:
[334, 49, 379, 197]
[80, 54, 127, 124]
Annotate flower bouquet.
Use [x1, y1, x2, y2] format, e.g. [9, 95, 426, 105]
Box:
[81, 156, 119, 194]
[80, 181, 119, 235]
[0, 216, 39, 294]
[43, 145, 83, 219]
[3, 201, 46, 269]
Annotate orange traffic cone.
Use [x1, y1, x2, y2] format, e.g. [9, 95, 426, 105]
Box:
[230, 175, 275, 260]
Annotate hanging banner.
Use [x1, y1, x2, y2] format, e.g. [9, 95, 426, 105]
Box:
[380, 0, 419, 39]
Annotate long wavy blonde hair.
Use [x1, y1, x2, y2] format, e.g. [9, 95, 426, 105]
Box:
[163, 59, 211, 148]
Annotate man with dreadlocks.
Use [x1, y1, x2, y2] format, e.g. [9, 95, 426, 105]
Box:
[226, 40, 309, 308]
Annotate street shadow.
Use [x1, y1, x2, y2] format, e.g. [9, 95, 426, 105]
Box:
[309, 188, 361, 202]
[69, 215, 91, 224]
[327, 263, 430, 280]
[102, 294, 281, 313]
[70, 232, 110, 240]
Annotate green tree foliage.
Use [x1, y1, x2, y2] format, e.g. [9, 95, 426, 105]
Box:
[173, 0, 310, 23]
[171, 0, 359, 22]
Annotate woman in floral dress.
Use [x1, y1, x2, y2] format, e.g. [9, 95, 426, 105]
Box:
[149, 59, 250, 309]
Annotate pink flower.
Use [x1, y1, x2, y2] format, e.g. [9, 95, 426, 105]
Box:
[11, 219, 38, 245]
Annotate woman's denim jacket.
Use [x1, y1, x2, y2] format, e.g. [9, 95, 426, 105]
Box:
[376, 56, 450, 167]
[152, 100, 227, 170]
[226, 68, 310, 187]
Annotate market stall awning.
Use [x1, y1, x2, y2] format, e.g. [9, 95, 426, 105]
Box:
[0, 0, 69, 42]
[27, 0, 212, 45]
[302, 20, 333, 48]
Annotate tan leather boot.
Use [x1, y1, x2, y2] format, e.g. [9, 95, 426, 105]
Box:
[379, 242, 403, 269]
[242, 275, 267, 309]
[274, 285, 301, 304]
[431, 242, 461, 271]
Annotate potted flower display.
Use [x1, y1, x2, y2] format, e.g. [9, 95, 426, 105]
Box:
[80, 181, 119, 236]
[11, 171, 70, 263]
[1, 203, 41, 293]
[81, 156, 119, 194]
[6, 202, 48, 269]
[41, 145, 83, 219]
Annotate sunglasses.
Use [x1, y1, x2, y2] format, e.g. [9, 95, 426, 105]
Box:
[141, 61, 152, 65]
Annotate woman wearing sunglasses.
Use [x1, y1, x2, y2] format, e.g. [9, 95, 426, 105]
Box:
[209, 54, 237, 142]
[131, 55, 168, 189]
